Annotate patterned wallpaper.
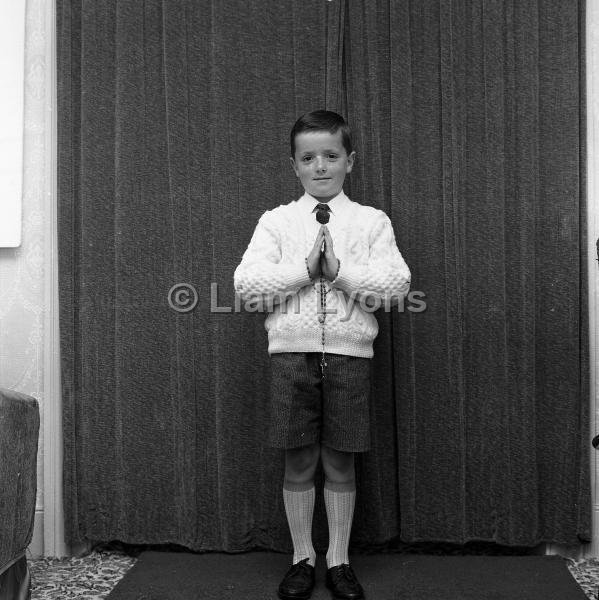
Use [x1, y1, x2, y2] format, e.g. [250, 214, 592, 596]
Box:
[0, 0, 53, 519]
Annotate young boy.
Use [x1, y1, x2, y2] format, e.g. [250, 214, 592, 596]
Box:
[234, 111, 410, 600]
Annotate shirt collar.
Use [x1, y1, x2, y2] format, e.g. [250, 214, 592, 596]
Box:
[298, 190, 349, 215]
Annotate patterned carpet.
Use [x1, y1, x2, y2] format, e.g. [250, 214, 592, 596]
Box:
[29, 550, 135, 599]
[569, 560, 599, 599]
[28, 549, 599, 599]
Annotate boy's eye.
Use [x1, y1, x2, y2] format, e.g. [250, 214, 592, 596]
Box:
[302, 155, 313, 162]
[328, 154, 338, 159]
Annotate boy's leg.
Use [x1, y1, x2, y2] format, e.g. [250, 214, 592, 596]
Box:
[321, 445, 356, 568]
[278, 443, 319, 600]
[322, 445, 364, 599]
[319, 355, 368, 598]
[284, 442, 320, 566]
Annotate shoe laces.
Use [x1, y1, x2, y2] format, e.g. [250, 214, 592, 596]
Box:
[342, 564, 356, 582]
[289, 558, 310, 576]
[331, 563, 356, 584]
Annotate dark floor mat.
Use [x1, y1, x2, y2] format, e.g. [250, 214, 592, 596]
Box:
[106, 551, 590, 600]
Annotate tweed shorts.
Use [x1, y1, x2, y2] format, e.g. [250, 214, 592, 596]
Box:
[268, 352, 371, 452]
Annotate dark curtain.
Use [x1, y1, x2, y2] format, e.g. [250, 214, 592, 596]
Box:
[343, 0, 589, 546]
[58, 0, 590, 550]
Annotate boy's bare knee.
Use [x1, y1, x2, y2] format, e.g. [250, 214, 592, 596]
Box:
[284, 443, 320, 483]
[321, 445, 355, 483]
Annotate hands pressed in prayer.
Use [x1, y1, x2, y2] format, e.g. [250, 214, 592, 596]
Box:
[306, 226, 339, 282]
[320, 226, 339, 282]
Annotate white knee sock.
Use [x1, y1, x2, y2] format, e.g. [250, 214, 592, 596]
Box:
[283, 480, 316, 566]
[324, 479, 356, 568]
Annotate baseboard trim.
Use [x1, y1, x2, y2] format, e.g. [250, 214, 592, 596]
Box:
[27, 510, 44, 559]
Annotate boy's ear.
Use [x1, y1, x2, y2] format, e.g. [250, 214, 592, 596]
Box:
[346, 151, 356, 173]
[289, 156, 299, 177]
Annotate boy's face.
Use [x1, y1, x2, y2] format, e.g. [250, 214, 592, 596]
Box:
[290, 130, 355, 202]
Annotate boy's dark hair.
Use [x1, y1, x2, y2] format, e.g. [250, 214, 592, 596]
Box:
[290, 110, 353, 158]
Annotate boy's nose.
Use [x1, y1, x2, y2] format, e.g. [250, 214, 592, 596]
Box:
[315, 157, 327, 172]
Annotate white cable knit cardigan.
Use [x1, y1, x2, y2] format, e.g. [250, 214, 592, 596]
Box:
[234, 192, 411, 358]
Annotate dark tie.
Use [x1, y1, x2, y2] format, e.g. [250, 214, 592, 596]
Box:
[315, 203, 331, 224]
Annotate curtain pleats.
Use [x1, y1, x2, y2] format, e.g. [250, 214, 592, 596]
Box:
[342, 0, 589, 545]
[58, 0, 590, 550]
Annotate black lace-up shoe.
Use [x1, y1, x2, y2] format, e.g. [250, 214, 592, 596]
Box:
[325, 563, 364, 600]
[278, 558, 316, 600]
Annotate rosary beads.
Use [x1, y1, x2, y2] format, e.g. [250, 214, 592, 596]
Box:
[318, 276, 328, 377]
[305, 256, 341, 378]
